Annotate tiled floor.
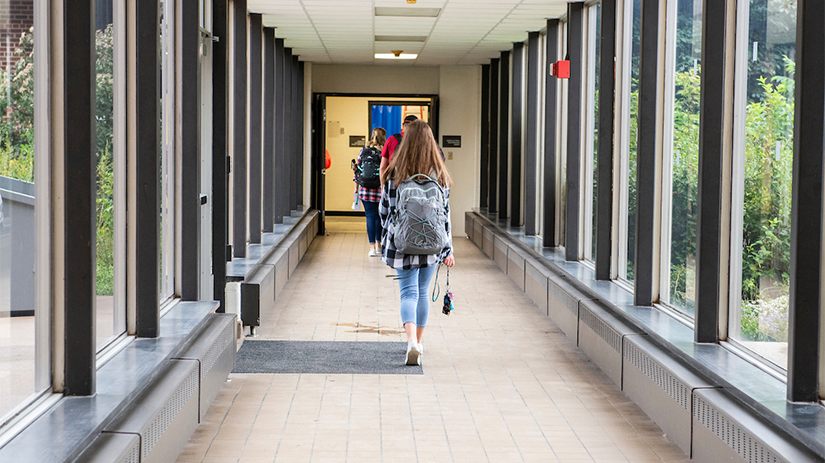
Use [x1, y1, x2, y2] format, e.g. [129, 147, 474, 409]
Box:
[177, 229, 689, 463]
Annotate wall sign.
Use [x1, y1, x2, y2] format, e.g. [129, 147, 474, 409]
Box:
[349, 136, 365, 147]
[442, 135, 461, 148]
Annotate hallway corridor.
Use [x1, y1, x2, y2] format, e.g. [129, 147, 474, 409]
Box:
[176, 230, 688, 463]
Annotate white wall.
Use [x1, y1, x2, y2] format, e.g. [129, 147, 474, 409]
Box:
[311, 64, 481, 235]
[313, 65, 440, 95]
[438, 66, 481, 236]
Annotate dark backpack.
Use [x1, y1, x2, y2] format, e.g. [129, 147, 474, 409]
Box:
[355, 146, 382, 188]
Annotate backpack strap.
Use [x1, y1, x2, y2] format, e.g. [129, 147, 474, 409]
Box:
[393, 133, 402, 143]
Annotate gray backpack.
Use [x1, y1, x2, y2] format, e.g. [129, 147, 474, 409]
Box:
[392, 174, 449, 255]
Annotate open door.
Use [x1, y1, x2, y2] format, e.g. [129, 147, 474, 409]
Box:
[312, 94, 326, 234]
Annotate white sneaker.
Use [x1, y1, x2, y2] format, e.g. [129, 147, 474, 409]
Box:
[369, 248, 377, 257]
[417, 343, 424, 354]
[405, 342, 421, 366]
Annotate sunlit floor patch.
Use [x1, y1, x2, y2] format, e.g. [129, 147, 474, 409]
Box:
[233, 340, 423, 374]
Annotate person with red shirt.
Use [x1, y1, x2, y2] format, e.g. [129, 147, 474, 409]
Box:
[379, 114, 418, 181]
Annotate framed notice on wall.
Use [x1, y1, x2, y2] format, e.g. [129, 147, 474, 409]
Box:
[442, 135, 461, 148]
[349, 136, 366, 147]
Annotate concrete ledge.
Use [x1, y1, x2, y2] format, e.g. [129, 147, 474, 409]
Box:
[73, 433, 140, 463]
[525, 258, 550, 315]
[506, 246, 527, 291]
[482, 226, 495, 258]
[578, 299, 641, 389]
[692, 389, 819, 463]
[103, 360, 200, 463]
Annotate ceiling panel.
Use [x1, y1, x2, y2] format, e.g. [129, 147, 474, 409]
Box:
[249, 0, 570, 65]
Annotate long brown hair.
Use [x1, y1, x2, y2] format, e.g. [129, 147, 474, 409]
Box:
[380, 120, 451, 187]
[367, 127, 386, 148]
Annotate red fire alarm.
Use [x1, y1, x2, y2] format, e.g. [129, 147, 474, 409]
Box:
[552, 60, 570, 79]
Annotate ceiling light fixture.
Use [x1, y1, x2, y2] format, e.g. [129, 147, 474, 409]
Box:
[375, 35, 427, 43]
[374, 7, 440, 17]
[407, 0, 417, 3]
[375, 52, 418, 60]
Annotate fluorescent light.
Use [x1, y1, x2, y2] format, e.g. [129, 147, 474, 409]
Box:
[375, 35, 427, 43]
[374, 7, 441, 18]
[375, 53, 418, 60]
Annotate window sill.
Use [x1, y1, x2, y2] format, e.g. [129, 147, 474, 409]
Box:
[0, 300, 219, 461]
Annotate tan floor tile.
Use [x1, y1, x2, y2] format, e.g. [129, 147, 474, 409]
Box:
[177, 231, 687, 463]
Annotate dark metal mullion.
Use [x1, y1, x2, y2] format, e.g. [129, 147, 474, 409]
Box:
[248, 14, 263, 243]
[292, 55, 300, 210]
[274, 38, 285, 223]
[263, 28, 275, 232]
[180, 0, 200, 300]
[510, 42, 524, 228]
[480, 64, 490, 209]
[64, 0, 96, 395]
[633, 0, 661, 305]
[525, 33, 540, 234]
[134, 0, 160, 336]
[283, 48, 292, 213]
[543, 20, 559, 246]
[595, 0, 616, 279]
[212, 0, 229, 310]
[787, 0, 825, 402]
[565, 3, 584, 261]
[231, 0, 247, 257]
[498, 50, 510, 218]
[488, 58, 500, 214]
[694, 0, 726, 342]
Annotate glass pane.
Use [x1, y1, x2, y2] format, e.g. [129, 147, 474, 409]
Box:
[665, 0, 702, 316]
[589, 4, 601, 261]
[559, 23, 568, 246]
[0, 15, 37, 418]
[96, 0, 121, 349]
[624, 0, 642, 281]
[160, 0, 175, 303]
[730, 0, 796, 369]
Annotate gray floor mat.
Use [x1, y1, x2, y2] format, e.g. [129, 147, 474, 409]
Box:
[232, 341, 424, 374]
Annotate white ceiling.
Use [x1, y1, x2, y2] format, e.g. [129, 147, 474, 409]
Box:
[249, 0, 569, 65]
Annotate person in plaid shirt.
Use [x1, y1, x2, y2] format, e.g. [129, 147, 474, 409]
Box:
[379, 120, 455, 366]
[354, 127, 386, 256]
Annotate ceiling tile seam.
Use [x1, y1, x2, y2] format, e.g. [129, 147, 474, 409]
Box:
[458, 0, 529, 63]
[298, 0, 334, 63]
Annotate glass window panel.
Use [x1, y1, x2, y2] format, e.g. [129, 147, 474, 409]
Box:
[729, 0, 796, 370]
[585, 4, 601, 261]
[96, 0, 125, 350]
[0, 8, 40, 419]
[621, 0, 642, 282]
[662, 0, 702, 316]
[558, 22, 568, 246]
[160, 0, 175, 303]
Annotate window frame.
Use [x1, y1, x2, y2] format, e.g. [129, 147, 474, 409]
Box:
[583, 3, 600, 262]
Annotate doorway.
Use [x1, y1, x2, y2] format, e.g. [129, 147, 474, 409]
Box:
[314, 94, 438, 218]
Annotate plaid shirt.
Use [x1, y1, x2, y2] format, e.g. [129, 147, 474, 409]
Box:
[354, 148, 382, 202]
[379, 178, 453, 270]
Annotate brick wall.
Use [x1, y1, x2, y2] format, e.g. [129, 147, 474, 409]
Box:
[0, 0, 34, 68]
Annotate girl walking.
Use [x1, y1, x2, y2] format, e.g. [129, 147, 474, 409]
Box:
[379, 120, 455, 365]
[354, 127, 386, 256]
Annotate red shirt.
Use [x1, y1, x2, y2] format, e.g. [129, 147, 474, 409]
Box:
[381, 133, 402, 162]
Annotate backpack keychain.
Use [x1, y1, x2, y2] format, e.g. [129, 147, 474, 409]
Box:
[442, 267, 454, 316]
[432, 263, 455, 316]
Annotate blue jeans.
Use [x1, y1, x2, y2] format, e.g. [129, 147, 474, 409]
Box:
[396, 265, 438, 327]
[363, 200, 382, 244]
